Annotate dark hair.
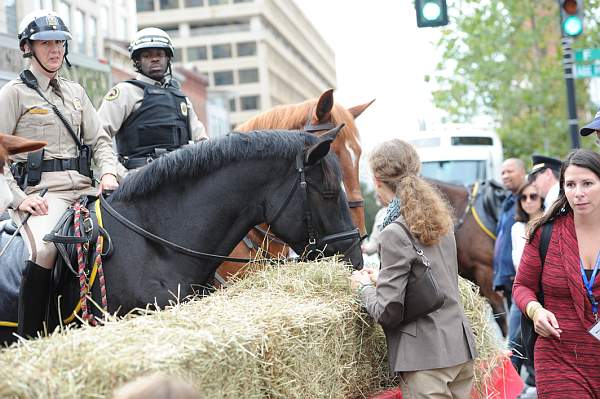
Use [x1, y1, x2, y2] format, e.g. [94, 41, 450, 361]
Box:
[514, 181, 544, 223]
[528, 149, 600, 240]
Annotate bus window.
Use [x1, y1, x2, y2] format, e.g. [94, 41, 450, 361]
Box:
[451, 136, 494, 146]
[420, 160, 486, 185]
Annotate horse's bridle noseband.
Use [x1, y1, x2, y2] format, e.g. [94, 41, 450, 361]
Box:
[100, 150, 363, 264]
[266, 152, 363, 258]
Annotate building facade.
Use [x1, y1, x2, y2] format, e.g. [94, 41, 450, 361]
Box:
[136, 0, 337, 130]
[0, 0, 137, 106]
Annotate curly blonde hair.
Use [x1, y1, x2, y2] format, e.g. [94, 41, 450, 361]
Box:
[369, 139, 453, 246]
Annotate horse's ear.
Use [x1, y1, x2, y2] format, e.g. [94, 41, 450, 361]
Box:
[0, 134, 47, 155]
[315, 88, 334, 122]
[347, 99, 375, 120]
[305, 124, 344, 166]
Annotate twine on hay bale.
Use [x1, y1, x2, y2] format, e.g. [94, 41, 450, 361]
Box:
[0, 258, 503, 398]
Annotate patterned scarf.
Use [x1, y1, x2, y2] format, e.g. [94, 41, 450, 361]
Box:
[381, 196, 401, 230]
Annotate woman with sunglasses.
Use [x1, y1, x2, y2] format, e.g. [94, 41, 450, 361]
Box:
[509, 182, 544, 387]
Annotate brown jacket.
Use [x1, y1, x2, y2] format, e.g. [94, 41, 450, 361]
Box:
[361, 218, 476, 372]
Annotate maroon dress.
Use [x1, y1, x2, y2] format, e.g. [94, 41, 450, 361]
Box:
[513, 213, 600, 398]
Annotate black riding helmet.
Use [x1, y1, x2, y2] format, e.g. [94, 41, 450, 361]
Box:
[18, 10, 73, 70]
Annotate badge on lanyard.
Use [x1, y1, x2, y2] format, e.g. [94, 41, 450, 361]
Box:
[581, 254, 600, 341]
[589, 320, 600, 342]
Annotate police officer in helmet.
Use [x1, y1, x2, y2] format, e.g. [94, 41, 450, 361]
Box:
[98, 27, 208, 179]
[0, 10, 118, 337]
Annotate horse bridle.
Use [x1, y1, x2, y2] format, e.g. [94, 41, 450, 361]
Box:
[304, 108, 364, 210]
[99, 151, 363, 264]
[265, 152, 363, 258]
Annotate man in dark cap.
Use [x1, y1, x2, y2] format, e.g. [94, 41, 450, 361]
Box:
[580, 109, 600, 144]
[528, 155, 562, 210]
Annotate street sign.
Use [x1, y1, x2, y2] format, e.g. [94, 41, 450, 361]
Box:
[574, 63, 600, 78]
[575, 48, 600, 62]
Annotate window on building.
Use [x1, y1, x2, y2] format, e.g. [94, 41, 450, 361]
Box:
[238, 68, 259, 84]
[35, 0, 53, 8]
[240, 95, 260, 111]
[136, 0, 154, 12]
[121, 17, 127, 39]
[185, 0, 204, 6]
[172, 49, 182, 63]
[187, 46, 207, 61]
[229, 98, 236, 112]
[57, 1, 70, 28]
[74, 9, 86, 54]
[100, 6, 109, 37]
[90, 16, 98, 58]
[211, 43, 232, 59]
[160, 0, 179, 9]
[236, 41, 256, 57]
[209, 0, 229, 5]
[5, 0, 17, 36]
[214, 71, 234, 86]
[162, 26, 179, 38]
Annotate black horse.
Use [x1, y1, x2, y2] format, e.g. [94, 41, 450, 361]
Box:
[0, 128, 363, 344]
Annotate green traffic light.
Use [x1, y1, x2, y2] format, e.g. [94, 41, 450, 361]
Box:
[563, 15, 583, 36]
[422, 2, 442, 21]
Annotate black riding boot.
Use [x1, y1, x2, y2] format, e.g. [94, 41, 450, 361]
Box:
[17, 261, 51, 338]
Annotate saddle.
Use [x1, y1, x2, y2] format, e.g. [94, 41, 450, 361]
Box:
[0, 196, 109, 326]
[471, 180, 508, 239]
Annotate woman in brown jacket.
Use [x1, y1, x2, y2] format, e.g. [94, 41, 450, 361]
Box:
[350, 139, 476, 399]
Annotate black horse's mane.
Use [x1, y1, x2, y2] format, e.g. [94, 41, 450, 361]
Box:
[111, 130, 340, 201]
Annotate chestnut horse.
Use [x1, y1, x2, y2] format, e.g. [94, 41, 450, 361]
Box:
[215, 89, 373, 283]
[0, 134, 47, 214]
[430, 179, 507, 334]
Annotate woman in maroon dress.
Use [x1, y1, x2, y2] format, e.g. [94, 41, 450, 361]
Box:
[513, 149, 600, 398]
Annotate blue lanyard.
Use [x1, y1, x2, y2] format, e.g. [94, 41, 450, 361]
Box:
[580, 251, 600, 319]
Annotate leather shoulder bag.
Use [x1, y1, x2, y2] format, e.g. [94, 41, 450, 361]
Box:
[395, 222, 445, 323]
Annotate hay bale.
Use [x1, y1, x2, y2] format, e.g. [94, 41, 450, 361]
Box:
[0, 259, 503, 398]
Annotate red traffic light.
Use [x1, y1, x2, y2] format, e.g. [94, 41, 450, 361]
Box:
[562, 0, 578, 14]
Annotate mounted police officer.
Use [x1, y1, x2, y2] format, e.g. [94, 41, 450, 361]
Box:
[0, 10, 118, 337]
[98, 27, 208, 179]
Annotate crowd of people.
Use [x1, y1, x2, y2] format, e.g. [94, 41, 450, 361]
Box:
[356, 113, 600, 399]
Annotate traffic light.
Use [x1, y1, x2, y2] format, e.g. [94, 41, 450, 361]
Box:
[559, 0, 584, 37]
[415, 0, 449, 28]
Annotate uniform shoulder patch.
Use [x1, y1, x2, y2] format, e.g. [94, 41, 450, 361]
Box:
[104, 87, 120, 101]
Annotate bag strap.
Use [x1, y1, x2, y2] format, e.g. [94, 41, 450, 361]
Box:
[536, 221, 553, 302]
[20, 70, 84, 149]
[539, 222, 553, 268]
[394, 221, 431, 267]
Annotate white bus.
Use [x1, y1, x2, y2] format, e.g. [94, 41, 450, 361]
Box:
[408, 124, 504, 185]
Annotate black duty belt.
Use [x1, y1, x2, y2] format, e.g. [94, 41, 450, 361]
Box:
[16, 158, 81, 173]
[40, 158, 80, 172]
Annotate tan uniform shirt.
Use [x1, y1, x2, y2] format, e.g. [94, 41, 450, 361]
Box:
[0, 64, 117, 209]
[97, 73, 208, 142]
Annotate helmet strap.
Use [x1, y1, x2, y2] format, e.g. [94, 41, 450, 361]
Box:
[135, 58, 173, 84]
[30, 46, 63, 75]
